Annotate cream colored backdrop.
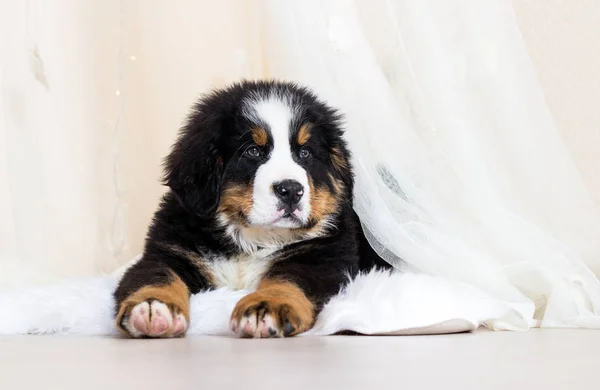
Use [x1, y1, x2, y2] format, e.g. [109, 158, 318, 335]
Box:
[0, 1, 267, 284]
[1, 0, 599, 285]
[514, 0, 600, 208]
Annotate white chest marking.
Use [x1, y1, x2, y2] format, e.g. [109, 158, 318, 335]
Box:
[207, 249, 276, 290]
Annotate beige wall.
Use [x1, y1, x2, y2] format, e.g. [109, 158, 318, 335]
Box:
[513, 0, 600, 206]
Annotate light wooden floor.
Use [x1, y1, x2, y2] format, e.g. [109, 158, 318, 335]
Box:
[0, 329, 598, 389]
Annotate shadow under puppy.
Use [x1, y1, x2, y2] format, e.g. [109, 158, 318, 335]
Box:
[114, 80, 391, 338]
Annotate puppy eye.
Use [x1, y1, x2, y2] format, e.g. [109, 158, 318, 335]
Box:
[299, 148, 311, 159]
[245, 146, 261, 158]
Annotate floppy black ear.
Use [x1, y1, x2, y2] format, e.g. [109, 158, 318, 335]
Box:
[163, 118, 223, 219]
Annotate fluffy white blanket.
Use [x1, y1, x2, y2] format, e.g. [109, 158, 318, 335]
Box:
[0, 267, 513, 336]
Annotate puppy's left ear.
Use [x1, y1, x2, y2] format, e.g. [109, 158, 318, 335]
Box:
[163, 117, 223, 219]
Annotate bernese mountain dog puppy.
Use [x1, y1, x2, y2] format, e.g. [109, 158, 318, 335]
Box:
[114, 80, 390, 338]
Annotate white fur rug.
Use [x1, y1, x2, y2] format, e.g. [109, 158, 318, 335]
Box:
[0, 267, 516, 336]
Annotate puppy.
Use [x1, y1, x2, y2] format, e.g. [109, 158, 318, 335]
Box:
[114, 80, 390, 338]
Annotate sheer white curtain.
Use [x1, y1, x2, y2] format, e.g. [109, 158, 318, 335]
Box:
[2, 0, 600, 329]
[257, 0, 600, 329]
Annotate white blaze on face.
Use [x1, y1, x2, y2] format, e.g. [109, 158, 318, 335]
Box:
[244, 96, 311, 228]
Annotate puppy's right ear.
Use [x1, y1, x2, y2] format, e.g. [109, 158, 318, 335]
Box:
[163, 115, 223, 219]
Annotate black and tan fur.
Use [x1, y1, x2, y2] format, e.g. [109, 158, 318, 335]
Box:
[114, 80, 391, 338]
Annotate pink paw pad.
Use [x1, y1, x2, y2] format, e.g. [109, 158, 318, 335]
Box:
[125, 300, 187, 338]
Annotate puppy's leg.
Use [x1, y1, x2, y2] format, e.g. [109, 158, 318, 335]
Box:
[229, 240, 357, 339]
[115, 262, 190, 338]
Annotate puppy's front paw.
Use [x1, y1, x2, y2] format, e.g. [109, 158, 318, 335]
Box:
[230, 281, 314, 338]
[119, 299, 187, 338]
[116, 277, 190, 338]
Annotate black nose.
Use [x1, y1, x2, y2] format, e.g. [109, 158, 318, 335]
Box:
[273, 180, 304, 207]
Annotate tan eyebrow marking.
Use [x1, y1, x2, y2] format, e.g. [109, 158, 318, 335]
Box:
[251, 127, 268, 146]
[297, 124, 311, 145]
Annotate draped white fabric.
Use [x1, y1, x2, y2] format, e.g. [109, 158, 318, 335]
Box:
[2, 0, 600, 329]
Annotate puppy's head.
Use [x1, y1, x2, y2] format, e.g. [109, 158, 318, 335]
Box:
[164, 80, 352, 244]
